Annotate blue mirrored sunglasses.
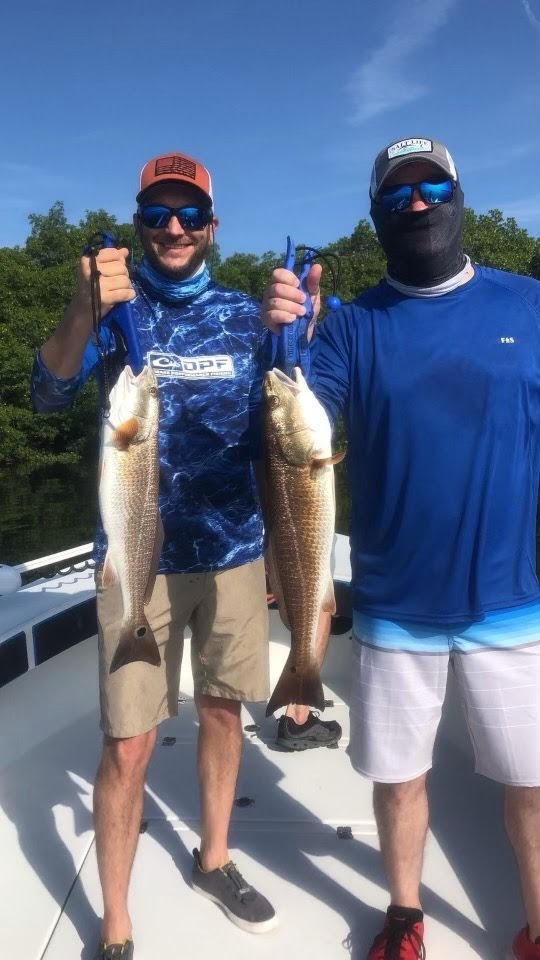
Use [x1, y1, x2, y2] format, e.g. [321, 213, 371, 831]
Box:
[376, 178, 454, 213]
[138, 204, 213, 230]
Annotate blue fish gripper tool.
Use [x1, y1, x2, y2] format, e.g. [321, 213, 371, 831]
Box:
[275, 236, 341, 379]
[84, 230, 144, 376]
[275, 236, 315, 379]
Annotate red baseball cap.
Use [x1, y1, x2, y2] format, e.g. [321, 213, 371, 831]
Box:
[136, 152, 213, 205]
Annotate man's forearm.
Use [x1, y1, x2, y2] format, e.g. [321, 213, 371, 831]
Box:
[40, 300, 94, 378]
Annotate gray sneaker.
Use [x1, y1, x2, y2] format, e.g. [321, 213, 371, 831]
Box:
[93, 941, 134, 960]
[276, 711, 342, 750]
[191, 848, 277, 933]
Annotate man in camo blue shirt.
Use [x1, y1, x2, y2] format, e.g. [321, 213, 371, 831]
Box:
[31, 152, 276, 960]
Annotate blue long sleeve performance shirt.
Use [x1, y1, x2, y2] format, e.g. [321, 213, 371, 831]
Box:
[31, 280, 267, 573]
[310, 266, 540, 622]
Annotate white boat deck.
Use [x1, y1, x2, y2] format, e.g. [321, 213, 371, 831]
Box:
[0, 547, 524, 960]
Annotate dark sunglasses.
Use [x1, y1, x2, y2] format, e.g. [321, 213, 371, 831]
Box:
[137, 204, 213, 230]
[376, 178, 454, 213]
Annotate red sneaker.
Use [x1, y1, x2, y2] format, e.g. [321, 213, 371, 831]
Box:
[367, 909, 426, 959]
[507, 927, 540, 960]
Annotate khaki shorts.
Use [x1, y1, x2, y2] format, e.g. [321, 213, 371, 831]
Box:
[96, 558, 269, 738]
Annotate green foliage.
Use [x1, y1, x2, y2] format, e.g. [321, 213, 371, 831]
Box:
[323, 219, 386, 306]
[26, 201, 78, 267]
[0, 203, 137, 472]
[214, 250, 281, 299]
[463, 207, 538, 275]
[531, 241, 540, 281]
[26, 201, 137, 269]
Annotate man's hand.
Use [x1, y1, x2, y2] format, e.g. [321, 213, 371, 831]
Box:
[73, 247, 135, 320]
[261, 263, 322, 335]
[40, 247, 136, 380]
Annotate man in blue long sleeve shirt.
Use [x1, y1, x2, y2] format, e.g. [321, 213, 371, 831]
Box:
[261, 136, 540, 960]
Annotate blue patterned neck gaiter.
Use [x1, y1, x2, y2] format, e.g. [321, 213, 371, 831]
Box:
[136, 256, 211, 303]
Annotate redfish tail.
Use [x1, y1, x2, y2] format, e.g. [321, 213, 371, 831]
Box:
[265, 655, 325, 717]
[109, 617, 161, 673]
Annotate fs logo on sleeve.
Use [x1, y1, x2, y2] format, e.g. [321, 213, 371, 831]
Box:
[148, 352, 235, 379]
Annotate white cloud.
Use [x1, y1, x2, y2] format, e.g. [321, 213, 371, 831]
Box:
[346, 0, 458, 123]
[521, 0, 540, 33]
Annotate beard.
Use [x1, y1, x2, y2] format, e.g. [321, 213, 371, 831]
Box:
[142, 231, 212, 280]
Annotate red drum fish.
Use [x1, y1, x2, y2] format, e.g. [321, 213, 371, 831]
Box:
[99, 364, 163, 672]
[262, 367, 345, 717]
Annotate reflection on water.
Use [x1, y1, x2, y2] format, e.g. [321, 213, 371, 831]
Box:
[0, 466, 98, 565]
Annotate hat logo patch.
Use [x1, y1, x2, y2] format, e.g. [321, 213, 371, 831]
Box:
[387, 139, 433, 160]
[155, 156, 197, 180]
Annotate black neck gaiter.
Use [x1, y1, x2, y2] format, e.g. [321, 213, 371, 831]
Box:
[370, 183, 466, 287]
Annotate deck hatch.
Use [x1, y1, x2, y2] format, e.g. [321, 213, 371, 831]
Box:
[32, 597, 97, 665]
[0, 631, 28, 687]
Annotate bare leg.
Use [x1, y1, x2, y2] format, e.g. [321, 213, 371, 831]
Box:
[94, 729, 156, 942]
[373, 774, 429, 909]
[285, 609, 332, 725]
[195, 694, 242, 871]
[505, 785, 540, 940]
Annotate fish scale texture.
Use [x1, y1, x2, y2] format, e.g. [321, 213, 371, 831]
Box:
[263, 371, 336, 712]
[99, 369, 160, 626]
[268, 452, 334, 658]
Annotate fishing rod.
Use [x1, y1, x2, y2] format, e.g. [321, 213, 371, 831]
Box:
[275, 236, 342, 378]
[84, 230, 144, 417]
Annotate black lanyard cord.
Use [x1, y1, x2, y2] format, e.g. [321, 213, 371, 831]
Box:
[88, 246, 111, 419]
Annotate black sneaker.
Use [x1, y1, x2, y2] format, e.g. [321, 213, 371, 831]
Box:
[93, 941, 134, 960]
[191, 848, 277, 933]
[276, 711, 342, 750]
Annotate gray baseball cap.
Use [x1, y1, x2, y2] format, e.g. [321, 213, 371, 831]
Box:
[370, 137, 458, 198]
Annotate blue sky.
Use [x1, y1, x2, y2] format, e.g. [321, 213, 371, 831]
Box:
[1, 0, 540, 261]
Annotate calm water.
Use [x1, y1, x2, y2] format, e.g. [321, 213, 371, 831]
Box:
[0, 465, 99, 566]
